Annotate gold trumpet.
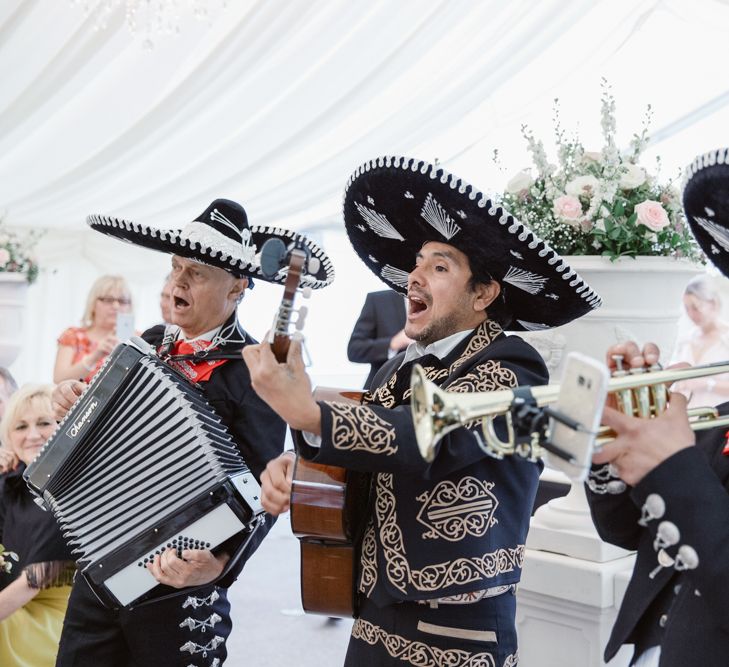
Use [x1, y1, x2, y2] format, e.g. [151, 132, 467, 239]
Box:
[410, 360, 729, 464]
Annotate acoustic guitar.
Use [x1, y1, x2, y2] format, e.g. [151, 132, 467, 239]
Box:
[264, 241, 369, 618]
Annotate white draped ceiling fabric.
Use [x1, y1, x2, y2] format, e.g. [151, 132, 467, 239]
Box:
[2, 0, 729, 384]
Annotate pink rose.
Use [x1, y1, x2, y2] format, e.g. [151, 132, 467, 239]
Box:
[553, 195, 583, 226]
[0, 248, 10, 266]
[634, 200, 669, 231]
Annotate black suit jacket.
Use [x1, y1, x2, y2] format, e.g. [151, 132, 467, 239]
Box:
[587, 404, 729, 666]
[347, 289, 407, 389]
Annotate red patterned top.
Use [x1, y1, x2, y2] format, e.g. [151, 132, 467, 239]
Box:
[56, 327, 105, 382]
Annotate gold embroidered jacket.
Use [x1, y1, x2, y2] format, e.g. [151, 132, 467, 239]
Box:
[296, 320, 549, 605]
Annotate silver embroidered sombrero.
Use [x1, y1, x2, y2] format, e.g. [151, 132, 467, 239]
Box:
[343, 156, 601, 331]
[683, 148, 729, 276]
[88, 199, 334, 289]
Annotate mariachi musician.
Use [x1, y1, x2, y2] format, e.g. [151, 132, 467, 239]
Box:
[51, 199, 333, 667]
[586, 150, 729, 667]
[244, 157, 600, 666]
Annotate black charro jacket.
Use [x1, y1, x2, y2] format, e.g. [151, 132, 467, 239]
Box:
[587, 404, 729, 666]
[297, 319, 549, 606]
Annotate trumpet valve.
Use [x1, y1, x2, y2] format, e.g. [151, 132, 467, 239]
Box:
[628, 368, 652, 418]
[611, 354, 626, 372]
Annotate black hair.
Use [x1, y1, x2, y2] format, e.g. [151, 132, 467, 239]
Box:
[468, 264, 512, 329]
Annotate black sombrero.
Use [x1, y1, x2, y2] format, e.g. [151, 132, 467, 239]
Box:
[88, 199, 334, 289]
[343, 156, 601, 331]
[683, 148, 729, 276]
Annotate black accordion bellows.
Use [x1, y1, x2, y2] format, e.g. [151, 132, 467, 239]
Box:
[25, 338, 264, 609]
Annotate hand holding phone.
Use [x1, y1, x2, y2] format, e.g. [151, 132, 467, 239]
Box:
[115, 312, 135, 342]
[545, 352, 609, 481]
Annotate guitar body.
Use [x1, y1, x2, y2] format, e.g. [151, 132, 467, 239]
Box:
[291, 458, 370, 617]
[265, 246, 370, 617]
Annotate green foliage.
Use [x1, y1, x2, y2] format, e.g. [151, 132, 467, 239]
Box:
[0, 218, 43, 284]
[498, 81, 703, 263]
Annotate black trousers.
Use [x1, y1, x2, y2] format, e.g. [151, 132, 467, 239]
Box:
[345, 592, 518, 667]
[56, 576, 232, 667]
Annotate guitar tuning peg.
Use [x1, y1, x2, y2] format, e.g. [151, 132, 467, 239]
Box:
[301, 286, 312, 299]
[295, 305, 308, 330]
[308, 257, 320, 275]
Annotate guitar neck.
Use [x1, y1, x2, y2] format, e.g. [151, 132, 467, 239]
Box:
[271, 248, 306, 363]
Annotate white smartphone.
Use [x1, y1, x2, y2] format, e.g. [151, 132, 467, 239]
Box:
[545, 352, 609, 481]
[115, 312, 135, 342]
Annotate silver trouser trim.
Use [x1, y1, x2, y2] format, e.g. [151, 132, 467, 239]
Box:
[179, 636, 225, 658]
[182, 589, 220, 610]
[180, 613, 222, 633]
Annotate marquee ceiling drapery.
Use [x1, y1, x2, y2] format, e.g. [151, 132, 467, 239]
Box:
[2, 0, 729, 384]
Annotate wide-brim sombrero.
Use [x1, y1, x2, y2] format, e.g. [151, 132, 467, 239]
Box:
[683, 148, 729, 276]
[343, 156, 601, 331]
[88, 199, 334, 289]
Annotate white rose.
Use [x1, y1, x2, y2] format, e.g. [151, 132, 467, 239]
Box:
[506, 170, 534, 195]
[594, 219, 606, 232]
[619, 163, 646, 190]
[565, 175, 599, 198]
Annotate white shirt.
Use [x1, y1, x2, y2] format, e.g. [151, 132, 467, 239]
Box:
[399, 329, 473, 368]
[633, 646, 660, 667]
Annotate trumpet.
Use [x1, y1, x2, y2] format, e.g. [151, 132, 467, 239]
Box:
[410, 359, 729, 465]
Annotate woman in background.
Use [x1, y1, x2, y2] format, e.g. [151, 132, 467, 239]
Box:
[672, 276, 729, 406]
[0, 385, 75, 667]
[53, 275, 133, 383]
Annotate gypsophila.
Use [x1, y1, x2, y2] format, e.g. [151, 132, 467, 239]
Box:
[498, 79, 703, 262]
[0, 218, 42, 284]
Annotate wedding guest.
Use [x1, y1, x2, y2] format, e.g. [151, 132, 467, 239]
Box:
[53, 275, 133, 383]
[159, 273, 173, 325]
[0, 368, 17, 419]
[671, 276, 729, 406]
[0, 385, 75, 667]
[347, 289, 410, 390]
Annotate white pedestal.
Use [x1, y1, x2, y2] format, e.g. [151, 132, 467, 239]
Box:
[517, 549, 635, 667]
[0, 273, 28, 368]
[528, 483, 631, 562]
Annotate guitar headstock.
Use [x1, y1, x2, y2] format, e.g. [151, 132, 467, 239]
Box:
[260, 238, 319, 363]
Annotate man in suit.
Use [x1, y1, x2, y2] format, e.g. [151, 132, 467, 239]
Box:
[347, 289, 410, 389]
[244, 156, 600, 666]
[586, 148, 729, 667]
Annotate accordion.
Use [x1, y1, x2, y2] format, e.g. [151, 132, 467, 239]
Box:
[25, 337, 264, 609]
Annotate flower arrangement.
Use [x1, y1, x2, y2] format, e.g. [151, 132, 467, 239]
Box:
[498, 81, 702, 262]
[0, 544, 18, 573]
[0, 218, 41, 284]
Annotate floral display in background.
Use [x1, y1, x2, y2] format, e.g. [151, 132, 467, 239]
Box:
[498, 80, 703, 262]
[0, 217, 42, 284]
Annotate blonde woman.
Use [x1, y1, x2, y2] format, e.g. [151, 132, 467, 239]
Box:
[0, 385, 74, 667]
[53, 275, 133, 383]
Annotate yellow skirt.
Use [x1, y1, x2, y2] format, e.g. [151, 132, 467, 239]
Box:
[0, 584, 72, 667]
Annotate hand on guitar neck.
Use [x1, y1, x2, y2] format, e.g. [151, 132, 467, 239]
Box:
[242, 243, 322, 434]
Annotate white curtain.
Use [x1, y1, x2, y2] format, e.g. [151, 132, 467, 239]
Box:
[2, 0, 729, 383]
